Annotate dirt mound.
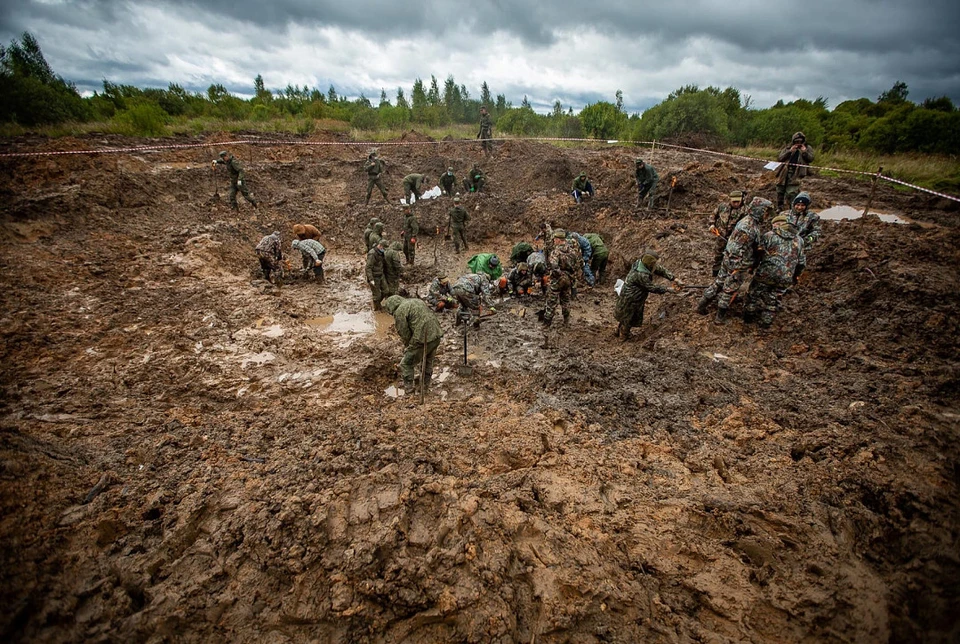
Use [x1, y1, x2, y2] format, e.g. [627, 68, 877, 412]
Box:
[399, 130, 436, 143]
[1, 133, 958, 643]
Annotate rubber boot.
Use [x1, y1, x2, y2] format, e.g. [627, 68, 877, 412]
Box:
[714, 307, 728, 324]
[697, 297, 710, 316]
[614, 323, 623, 338]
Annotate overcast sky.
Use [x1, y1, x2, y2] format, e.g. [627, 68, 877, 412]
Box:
[2, 0, 959, 114]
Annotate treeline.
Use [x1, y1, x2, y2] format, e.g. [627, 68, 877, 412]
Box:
[2, 32, 959, 155]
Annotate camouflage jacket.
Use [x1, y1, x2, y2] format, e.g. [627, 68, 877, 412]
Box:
[217, 157, 245, 181]
[526, 251, 548, 276]
[552, 242, 581, 276]
[479, 112, 492, 136]
[713, 202, 747, 237]
[363, 226, 374, 250]
[384, 245, 403, 282]
[369, 231, 385, 248]
[568, 233, 592, 261]
[403, 214, 419, 238]
[439, 172, 456, 191]
[723, 201, 769, 271]
[467, 168, 484, 183]
[383, 296, 443, 345]
[295, 239, 326, 263]
[453, 272, 494, 297]
[789, 210, 821, 247]
[635, 164, 658, 186]
[583, 233, 608, 259]
[448, 206, 470, 228]
[507, 266, 533, 291]
[365, 247, 385, 280]
[426, 278, 453, 305]
[364, 157, 386, 176]
[622, 261, 674, 299]
[571, 176, 591, 191]
[403, 174, 425, 189]
[754, 228, 806, 287]
[256, 233, 281, 258]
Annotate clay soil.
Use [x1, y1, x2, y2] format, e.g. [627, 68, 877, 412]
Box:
[1, 132, 959, 643]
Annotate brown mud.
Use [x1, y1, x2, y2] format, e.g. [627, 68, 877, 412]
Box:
[1, 133, 958, 643]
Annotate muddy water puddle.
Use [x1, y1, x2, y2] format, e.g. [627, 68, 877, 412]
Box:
[820, 205, 916, 225]
[305, 311, 394, 337]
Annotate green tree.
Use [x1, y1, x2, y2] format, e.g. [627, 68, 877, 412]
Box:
[0, 32, 88, 125]
[427, 75, 441, 106]
[480, 82, 492, 109]
[396, 87, 409, 110]
[878, 80, 909, 104]
[411, 78, 428, 122]
[253, 74, 272, 103]
[580, 101, 628, 139]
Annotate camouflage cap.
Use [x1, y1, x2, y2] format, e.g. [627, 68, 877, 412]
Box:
[390, 241, 402, 250]
[447, 167, 454, 172]
[374, 222, 385, 230]
[219, 150, 228, 158]
[792, 132, 806, 142]
[578, 172, 586, 178]
[640, 250, 660, 269]
[729, 190, 746, 200]
[553, 228, 566, 239]
[636, 158, 644, 164]
[772, 214, 790, 225]
[454, 196, 461, 203]
[369, 218, 379, 225]
[517, 262, 529, 272]
[438, 275, 449, 284]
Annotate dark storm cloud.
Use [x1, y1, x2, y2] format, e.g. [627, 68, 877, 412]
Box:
[1, 0, 958, 108]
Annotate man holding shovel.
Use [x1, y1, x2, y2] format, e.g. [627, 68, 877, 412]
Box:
[383, 295, 444, 393]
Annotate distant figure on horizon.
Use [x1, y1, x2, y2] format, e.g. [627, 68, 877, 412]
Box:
[775, 132, 815, 211]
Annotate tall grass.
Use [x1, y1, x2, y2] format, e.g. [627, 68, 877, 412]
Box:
[729, 146, 960, 194]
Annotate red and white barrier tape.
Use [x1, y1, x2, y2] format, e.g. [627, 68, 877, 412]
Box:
[1, 135, 956, 203]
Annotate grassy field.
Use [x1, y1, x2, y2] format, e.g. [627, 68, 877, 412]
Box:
[729, 146, 960, 194]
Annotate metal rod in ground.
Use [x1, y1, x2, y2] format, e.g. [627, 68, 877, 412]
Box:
[862, 166, 883, 225]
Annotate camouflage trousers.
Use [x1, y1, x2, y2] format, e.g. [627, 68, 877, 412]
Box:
[590, 253, 608, 284]
[403, 238, 416, 265]
[229, 181, 257, 209]
[369, 276, 386, 308]
[711, 236, 727, 277]
[544, 282, 571, 324]
[451, 285, 480, 313]
[744, 280, 788, 326]
[400, 338, 442, 388]
[776, 182, 801, 211]
[480, 128, 492, 154]
[451, 226, 468, 253]
[703, 265, 749, 310]
[366, 175, 388, 202]
[383, 277, 399, 298]
[256, 250, 278, 281]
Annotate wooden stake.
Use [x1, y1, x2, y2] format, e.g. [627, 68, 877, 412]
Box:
[862, 166, 883, 227]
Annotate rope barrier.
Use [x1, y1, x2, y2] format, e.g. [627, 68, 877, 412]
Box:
[1, 134, 956, 203]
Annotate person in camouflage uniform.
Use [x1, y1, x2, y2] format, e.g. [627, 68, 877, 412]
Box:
[710, 190, 749, 277]
[525, 250, 549, 292]
[439, 168, 457, 197]
[364, 151, 390, 205]
[363, 218, 380, 251]
[293, 223, 321, 241]
[365, 239, 387, 310]
[255, 231, 282, 283]
[635, 159, 659, 208]
[698, 196, 774, 323]
[402, 173, 429, 204]
[369, 221, 386, 249]
[775, 132, 815, 211]
[571, 172, 595, 203]
[786, 192, 821, 249]
[506, 262, 534, 296]
[614, 250, 679, 340]
[463, 164, 485, 193]
[451, 272, 495, 313]
[214, 151, 258, 211]
[466, 253, 503, 280]
[510, 241, 534, 265]
[447, 196, 470, 253]
[542, 229, 579, 325]
[426, 276, 457, 311]
[583, 233, 609, 284]
[536, 221, 555, 262]
[402, 207, 419, 265]
[383, 241, 404, 297]
[567, 231, 596, 286]
[478, 105, 493, 154]
[291, 238, 326, 281]
[743, 215, 806, 328]
[382, 295, 444, 392]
